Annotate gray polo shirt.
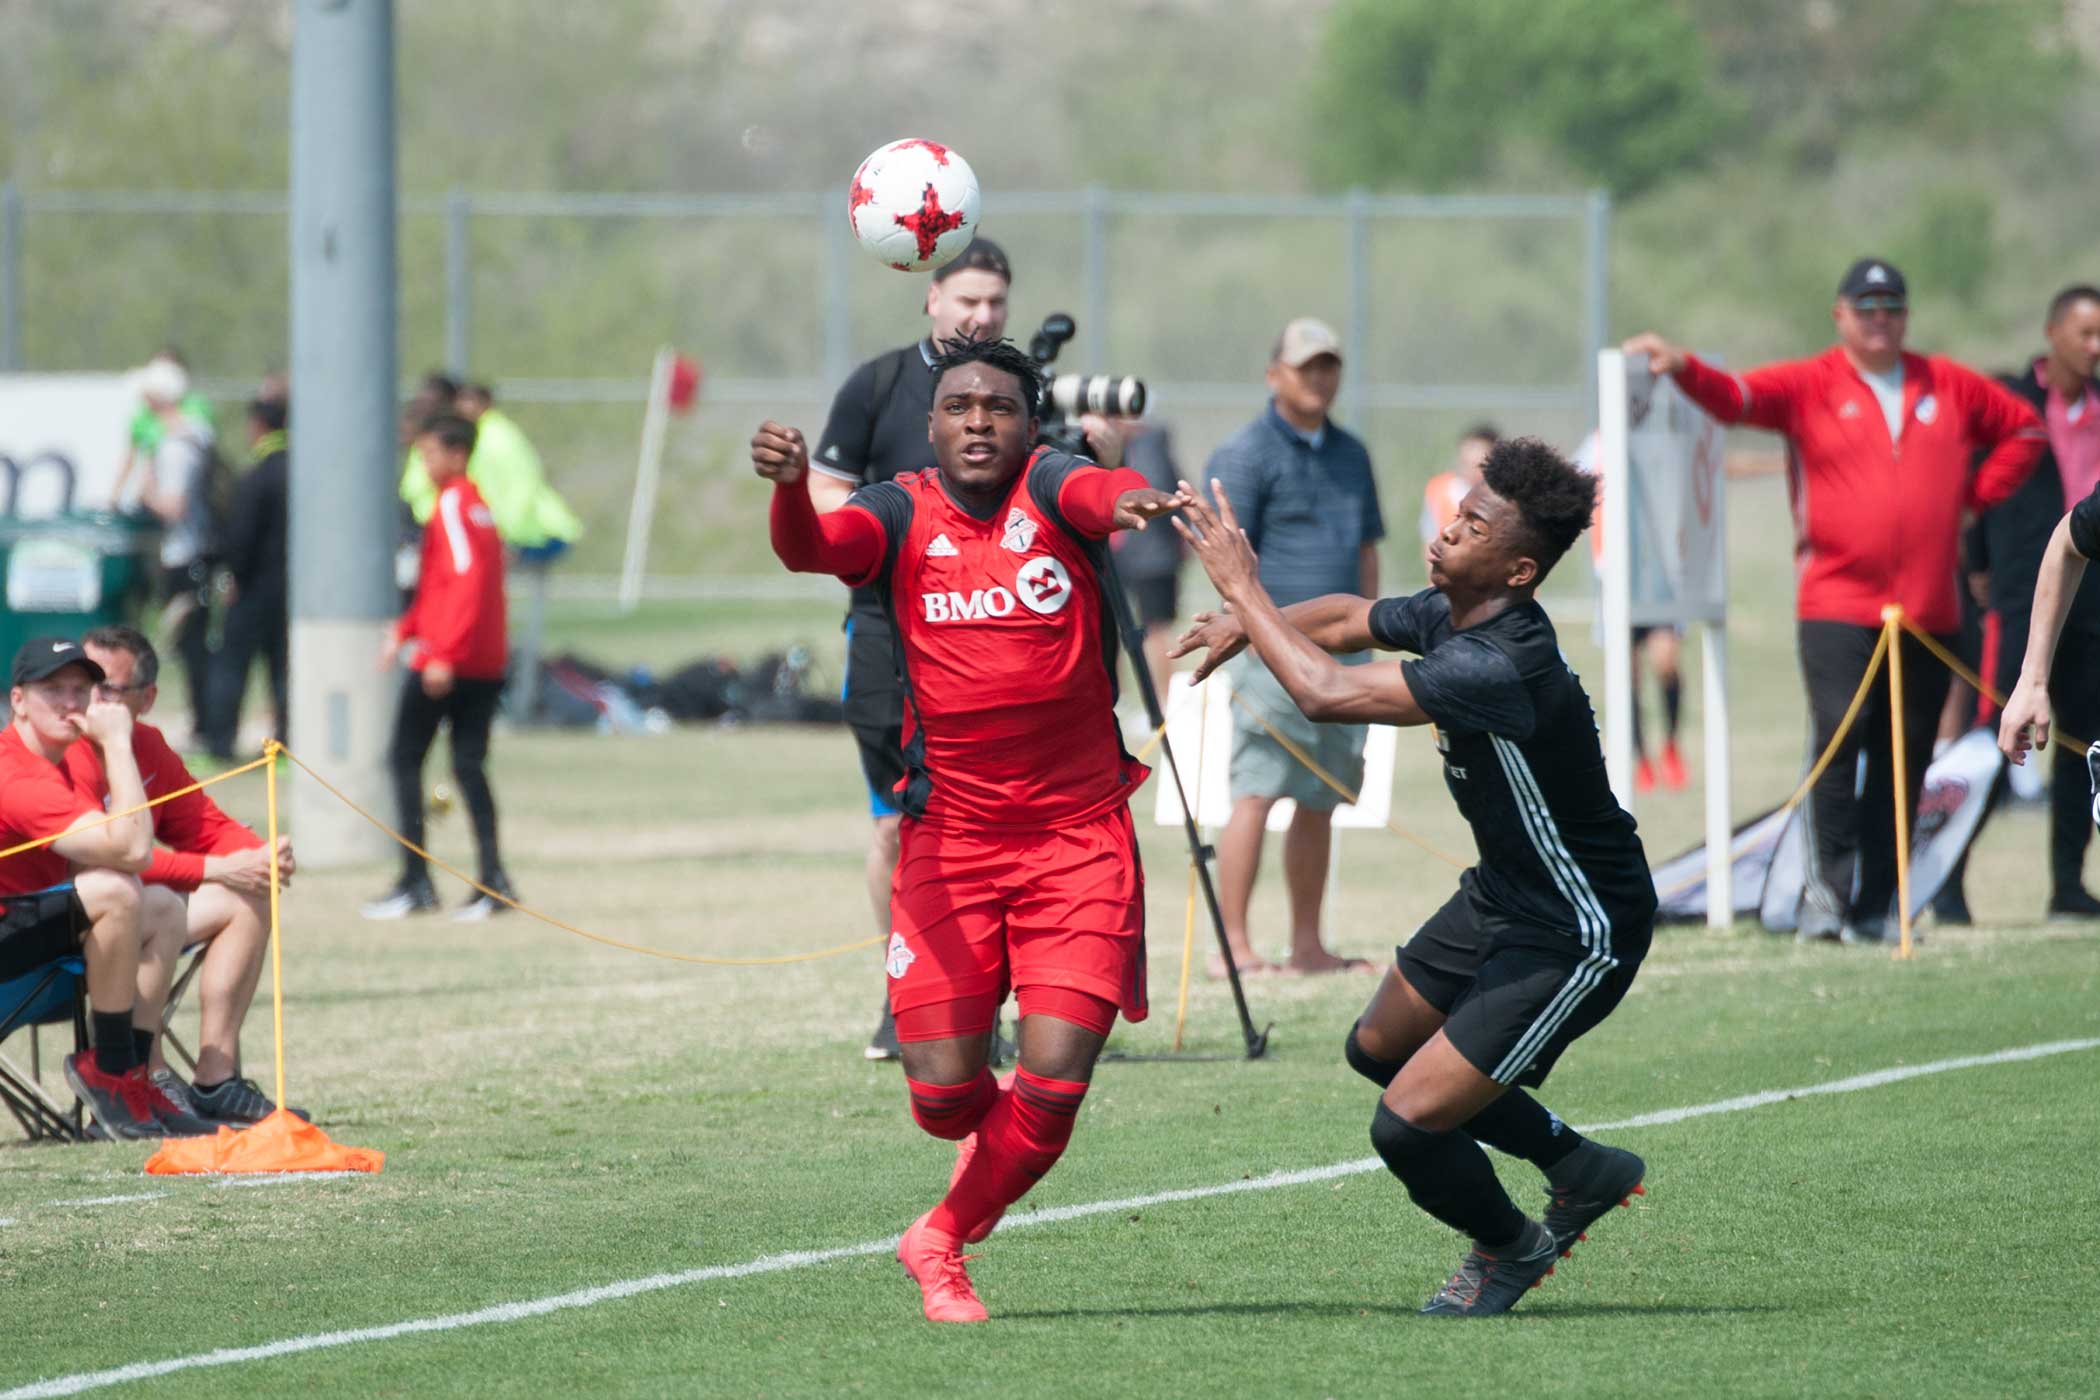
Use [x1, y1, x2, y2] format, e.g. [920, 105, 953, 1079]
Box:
[1206, 402, 1384, 608]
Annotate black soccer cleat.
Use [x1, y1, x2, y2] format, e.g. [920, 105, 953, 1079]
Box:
[1420, 1218, 1559, 1317]
[1543, 1141, 1647, 1257]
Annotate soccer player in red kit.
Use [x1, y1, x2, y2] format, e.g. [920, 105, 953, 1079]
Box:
[755, 335, 1189, 1324]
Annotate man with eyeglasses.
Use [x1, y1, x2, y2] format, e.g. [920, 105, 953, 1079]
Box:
[1625, 258, 2045, 944]
[65, 626, 299, 1126]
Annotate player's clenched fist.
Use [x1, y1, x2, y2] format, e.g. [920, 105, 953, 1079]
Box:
[751, 422, 810, 485]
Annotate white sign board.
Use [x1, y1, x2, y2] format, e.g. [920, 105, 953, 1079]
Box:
[1597, 348, 1732, 928]
[1597, 353, 1727, 626]
[0, 375, 138, 519]
[1151, 671, 1397, 832]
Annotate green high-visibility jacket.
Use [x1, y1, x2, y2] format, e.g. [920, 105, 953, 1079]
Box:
[400, 408, 582, 547]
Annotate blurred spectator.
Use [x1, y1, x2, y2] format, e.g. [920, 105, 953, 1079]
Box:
[1420, 423, 1497, 566]
[1625, 257, 2045, 943]
[364, 413, 516, 924]
[1206, 317, 1385, 977]
[132, 356, 223, 746]
[400, 380, 582, 553]
[1113, 421, 1185, 704]
[73, 627, 299, 1125]
[1942, 284, 2100, 922]
[201, 398, 290, 760]
[1571, 432, 1687, 792]
[108, 347, 217, 510]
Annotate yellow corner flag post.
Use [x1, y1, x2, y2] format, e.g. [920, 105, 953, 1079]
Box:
[266, 741, 288, 1108]
[1882, 607, 1916, 960]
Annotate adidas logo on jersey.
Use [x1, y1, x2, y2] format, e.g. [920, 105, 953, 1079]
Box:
[926, 533, 958, 557]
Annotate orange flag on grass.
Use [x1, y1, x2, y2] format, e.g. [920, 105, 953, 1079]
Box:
[144, 1108, 383, 1176]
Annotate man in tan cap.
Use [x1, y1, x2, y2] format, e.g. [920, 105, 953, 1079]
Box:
[1200, 317, 1386, 976]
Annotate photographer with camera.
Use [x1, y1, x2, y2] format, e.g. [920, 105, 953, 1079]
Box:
[811, 238, 1014, 1061]
[1204, 317, 1386, 978]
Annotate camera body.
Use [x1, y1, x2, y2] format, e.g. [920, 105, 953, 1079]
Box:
[1027, 312, 1148, 458]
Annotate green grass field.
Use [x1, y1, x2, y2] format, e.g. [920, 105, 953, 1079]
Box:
[3, 476, 2098, 1397]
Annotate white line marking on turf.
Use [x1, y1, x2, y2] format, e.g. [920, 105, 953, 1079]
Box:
[6, 1035, 2095, 1400]
[43, 1193, 168, 1209]
[212, 1171, 365, 1190]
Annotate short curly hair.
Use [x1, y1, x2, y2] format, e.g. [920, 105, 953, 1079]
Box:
[928, 332, 1043, 416]
[1479, 436, 1597, 579]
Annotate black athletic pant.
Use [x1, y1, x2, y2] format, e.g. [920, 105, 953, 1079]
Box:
[1798, 621, 1952, 921]
[1972, 608, 2100, 898]
[202, 584, 288, 757]
[388, 673, 506, 886]
[159, 563, 214, 739]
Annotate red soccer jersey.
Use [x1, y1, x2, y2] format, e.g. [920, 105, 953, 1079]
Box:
[0, 724, 100, 896]
[398, 476, 508, 679]
[1672, 347, 2044, 632]
[64, 720, 260, 893]
[773, 447, 1151, 829]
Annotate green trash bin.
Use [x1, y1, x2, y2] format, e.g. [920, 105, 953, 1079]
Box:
[0, 512, 161, 665]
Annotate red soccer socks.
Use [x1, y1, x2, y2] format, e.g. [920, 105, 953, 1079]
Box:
[927, 1067, 1087, 1244]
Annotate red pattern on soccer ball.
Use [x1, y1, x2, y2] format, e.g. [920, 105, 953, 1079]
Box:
[895, 183, 967, 263]
[847, 168, 878, 227]
[896, 139, 952, 166]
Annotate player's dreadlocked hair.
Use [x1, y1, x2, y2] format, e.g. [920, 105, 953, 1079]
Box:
[928, 332, 1043, 416]
[1480, 436, 1597, 580]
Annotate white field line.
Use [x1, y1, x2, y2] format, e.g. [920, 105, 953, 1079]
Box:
[42, 1192, 167, 1209]
[5, 1035, 2096, 1400]
[212, 1171, 367, 1190]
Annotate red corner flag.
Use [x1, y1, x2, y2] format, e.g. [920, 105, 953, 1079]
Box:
[667, 354, 702, 415]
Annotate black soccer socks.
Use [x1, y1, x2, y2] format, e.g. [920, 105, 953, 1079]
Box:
[1371, 1100, 1527, 1249]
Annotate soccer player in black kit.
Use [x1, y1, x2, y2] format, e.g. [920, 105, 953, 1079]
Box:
[1172, 437, 1653, 1317]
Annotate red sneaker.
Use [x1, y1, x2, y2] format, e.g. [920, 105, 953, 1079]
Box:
[1634, 756, 1657, 793]
[949, 1068, 1016, 1244]
[62, 1052, 162, 1140]
[897, 1211, 988, 1323]
[1659, 742, 1688, 790]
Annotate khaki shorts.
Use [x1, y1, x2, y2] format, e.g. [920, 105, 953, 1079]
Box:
[1226, 653, 1369, 811]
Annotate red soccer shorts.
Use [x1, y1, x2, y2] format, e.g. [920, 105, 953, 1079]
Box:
[885, 805, 1148, 1035]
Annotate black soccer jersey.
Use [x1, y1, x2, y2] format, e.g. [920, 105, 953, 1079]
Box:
[815, 339, 941, 618]
[1368, 589, 1656, 940]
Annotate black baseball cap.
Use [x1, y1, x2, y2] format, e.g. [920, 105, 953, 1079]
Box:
[10, 636, 104, 687]
[932, 236, 1010, 284]
[1837, 257, 1907, 302]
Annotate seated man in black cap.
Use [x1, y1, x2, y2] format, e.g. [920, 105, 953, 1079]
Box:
[0, 637, 209, 1138]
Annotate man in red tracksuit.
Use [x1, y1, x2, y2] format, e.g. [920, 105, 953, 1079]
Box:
[361, 412, 515, 922]
[1626, 257, 2045, 943]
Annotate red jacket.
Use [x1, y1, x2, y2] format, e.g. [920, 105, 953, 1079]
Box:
[1673, 347, 2044, 632]
[398, 476, 508, 679]
[64, 721, 260, 893]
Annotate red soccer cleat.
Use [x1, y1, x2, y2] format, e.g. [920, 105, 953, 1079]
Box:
[897, 1210, 989, 1323]
[1634, 756, 1657, 793]
[1659, 742, 1688, 790]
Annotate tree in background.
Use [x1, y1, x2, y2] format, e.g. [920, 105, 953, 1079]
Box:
[1308, 0, 1724, 197]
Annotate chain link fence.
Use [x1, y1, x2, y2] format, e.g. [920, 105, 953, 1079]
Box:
[0, 182, 1608, 595]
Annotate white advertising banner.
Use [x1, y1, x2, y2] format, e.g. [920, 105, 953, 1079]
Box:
[0, 374, 138, 519]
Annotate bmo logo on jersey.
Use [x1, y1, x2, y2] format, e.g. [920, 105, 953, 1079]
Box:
[921, 556, 1075, 622]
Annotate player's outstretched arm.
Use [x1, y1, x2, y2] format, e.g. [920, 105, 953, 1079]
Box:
[1169, 594, 1381, 682]
[2001, 512, 2090, 764]
[756, 421, 885, 580]
[1175, 481, 1429, 726]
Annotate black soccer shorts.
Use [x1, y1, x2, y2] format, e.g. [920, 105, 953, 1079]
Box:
[1395, 877, 1650, 1089]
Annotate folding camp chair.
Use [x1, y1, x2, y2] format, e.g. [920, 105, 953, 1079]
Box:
[158, 940, 208, 1075]
[0, 954, 89, 1144]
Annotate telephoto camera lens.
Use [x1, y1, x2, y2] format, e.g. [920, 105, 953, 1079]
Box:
[1049, 374, 1147, 418]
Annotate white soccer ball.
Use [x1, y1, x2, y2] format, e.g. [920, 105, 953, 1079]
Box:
[846, 139, 981, 273]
